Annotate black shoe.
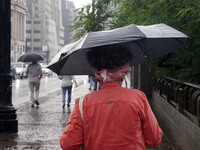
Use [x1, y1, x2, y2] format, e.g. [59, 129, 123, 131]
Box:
[67, 103, 70, 108]
[62, 103, 65, 109]
[35, 100, 39, 105]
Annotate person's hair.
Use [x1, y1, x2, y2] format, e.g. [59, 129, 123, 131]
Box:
[86, 44, 132, 71]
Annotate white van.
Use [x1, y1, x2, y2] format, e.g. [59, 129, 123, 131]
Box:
[12, 62, 27, 79]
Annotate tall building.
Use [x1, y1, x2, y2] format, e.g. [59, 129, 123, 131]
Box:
[61, 0, 76, 44]
[26, 0, 65, 64]
[11, 0, 27, 62]
[51, 0, 65, 50]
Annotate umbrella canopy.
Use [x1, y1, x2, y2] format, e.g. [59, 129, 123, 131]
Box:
[18, 53, 44, 63]
[47, 23, 188, 75]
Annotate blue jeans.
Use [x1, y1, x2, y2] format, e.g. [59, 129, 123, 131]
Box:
[62, 86, 72, 104]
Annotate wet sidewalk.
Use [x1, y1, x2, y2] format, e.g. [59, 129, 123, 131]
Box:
[0, 80, 89, 149]
[0, 79, 177, 149]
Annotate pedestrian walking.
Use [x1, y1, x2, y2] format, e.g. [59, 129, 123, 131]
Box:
[60, 44, 163, 150]
[88, 75, 96, 91]
[59, 75, 78, 108]
[26, 61, 43, 107]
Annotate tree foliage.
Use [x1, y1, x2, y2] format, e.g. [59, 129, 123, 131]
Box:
[114, 0, 200, 83]
[69, 0, 115, 40]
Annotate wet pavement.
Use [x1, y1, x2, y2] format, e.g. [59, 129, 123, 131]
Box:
[0, 78, 190, 150]
[0, 78, 88, 149]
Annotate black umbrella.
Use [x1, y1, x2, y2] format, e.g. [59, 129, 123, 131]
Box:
[18, 53, 44, 62]
[47, 23, 188, 75]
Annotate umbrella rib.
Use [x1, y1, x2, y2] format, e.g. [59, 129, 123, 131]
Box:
[134, 41, 148, 60]
[175, 37, 188, 46]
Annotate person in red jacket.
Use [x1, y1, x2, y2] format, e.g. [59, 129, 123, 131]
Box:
[60, 44, 163, 150]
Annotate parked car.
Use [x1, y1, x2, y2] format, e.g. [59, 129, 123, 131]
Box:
[41, 64, 53, 76]
[12, 62, 27, 79]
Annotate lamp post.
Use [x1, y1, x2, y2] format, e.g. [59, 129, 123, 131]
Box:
[0, 0, 18, 133]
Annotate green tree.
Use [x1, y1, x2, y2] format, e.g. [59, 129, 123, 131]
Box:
[114, 0, 200, 83]
[69, 0, 116, 40]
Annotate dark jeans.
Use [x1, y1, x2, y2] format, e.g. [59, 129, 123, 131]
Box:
[62, 85, 72, 104]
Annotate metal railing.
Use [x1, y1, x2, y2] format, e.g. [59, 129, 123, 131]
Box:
[152, 76, 200, 127]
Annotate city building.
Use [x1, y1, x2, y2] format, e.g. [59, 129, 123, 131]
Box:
[51, 0, 65, 50]
[26, 0, 67, 64]
[11, 0, 27, 62]
[61, 0, 76, 45]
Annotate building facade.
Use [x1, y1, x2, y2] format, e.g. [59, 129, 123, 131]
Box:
[11, 0, 27, 62]
[26, 0, 66, 64]
[61, 0, 76, 45]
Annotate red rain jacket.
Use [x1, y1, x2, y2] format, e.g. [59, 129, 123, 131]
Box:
[60, 81, 162, 150]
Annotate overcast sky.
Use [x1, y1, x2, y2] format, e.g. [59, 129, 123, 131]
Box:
[71, 0, 92, 8]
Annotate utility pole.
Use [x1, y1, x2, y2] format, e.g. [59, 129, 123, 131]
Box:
[0, 0, 18, 133]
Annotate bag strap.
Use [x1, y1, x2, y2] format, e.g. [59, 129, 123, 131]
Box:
[79, 96, 85, 121]
[79, 96, 85, 150]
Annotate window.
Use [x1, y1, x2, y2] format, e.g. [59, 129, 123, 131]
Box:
[33, 47, 41, 50]
[33, 39, 40, 42]
[34, 21, 41, 24]
[26, 38, 31, 42]
[26, 47, 31, 51]
[26, 30, 31, 33]
[26, 20, 31, 24]
[33, 30, 40, 33]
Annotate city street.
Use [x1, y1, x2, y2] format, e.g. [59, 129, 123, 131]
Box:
[0, 0, 199, 149]
[0, 78, 91, 149]
[12, 74, 88, 108]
